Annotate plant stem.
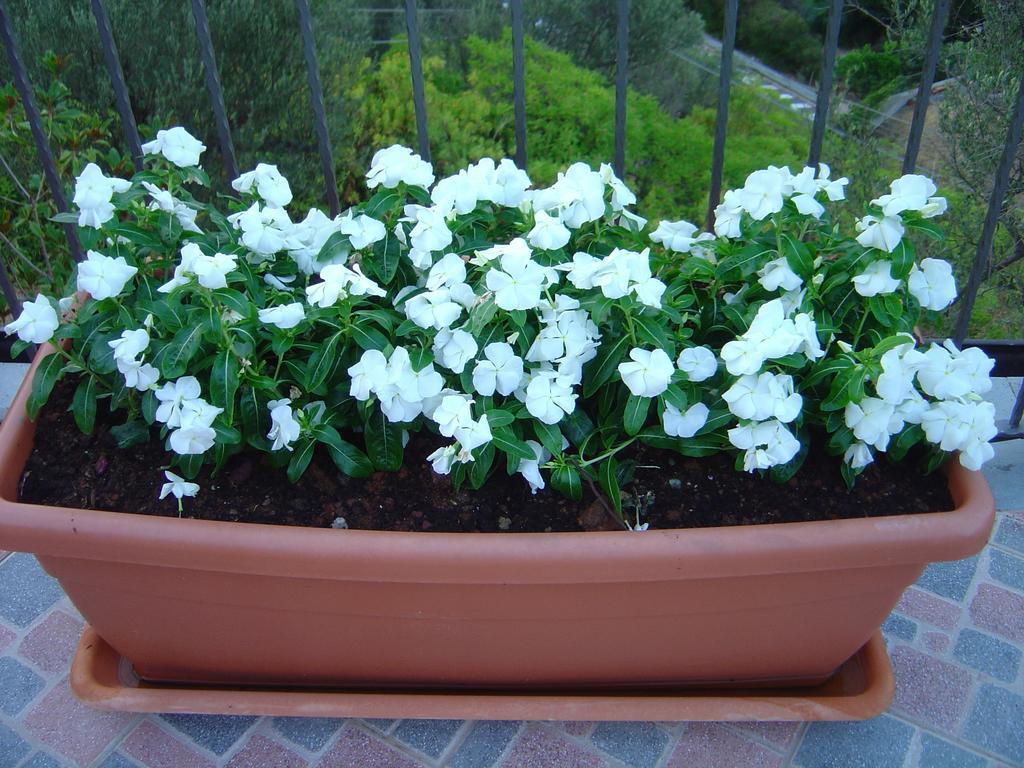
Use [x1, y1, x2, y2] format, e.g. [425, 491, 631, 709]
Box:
[578, 437, 637, 468]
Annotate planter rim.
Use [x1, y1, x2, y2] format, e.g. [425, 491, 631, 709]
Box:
[0, 345, 996, 584]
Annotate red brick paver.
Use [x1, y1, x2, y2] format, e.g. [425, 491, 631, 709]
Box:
[890, 646, 972, 730]
[122, 720, 216, 768]
[970, 583, 1024, 643]
[18, 609, 84, 674]
[896, 587, 961, 629]
[318, 725, 423, 768]
[226, 734, 306, 768]
[502, 725, 609, 768]
[666, 723, 783, 768]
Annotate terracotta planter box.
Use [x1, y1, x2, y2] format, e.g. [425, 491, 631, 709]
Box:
[0, 348, 995, 691]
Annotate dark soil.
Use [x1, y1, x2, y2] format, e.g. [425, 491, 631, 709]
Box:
[19, 377, 954, 532]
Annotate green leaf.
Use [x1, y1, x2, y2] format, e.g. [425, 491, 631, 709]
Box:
[239, 386, 271, 449]
[533, 421, 564, 457]
[905, 218, 945, 242]
[780, 233, 814, 278]
[306, 332, 342, 391]
[485, 408, 515, 428]
[314, 425, 375, 478]
[87, 331, 118, 375]
[890, 239, 915, 279]
[632, 314, 672, 350]
[623, 395, 650, 436]
[715, 244, 773, 279]
[210, 350, 240, 421]
[287, 440, 316, 483]
[663, 384, 689, 411]
[372, 227, 401, 284]
[562, 408, 596, 446]
[888, 424, 924, 462]
[110, 420, 150, 448]
[350, 324, 389, 352]
[466, 295, 498, 336]
[364, 188, 402, 219]
[468, 444, 495, 489]
[364, 410, 403, 470]
[769, 439, 809, 483]
[315, 230, 351, 266]
[27, 352, 65, 421]
[153, 322, 206, 379]
[71, 375, 97, 434]
[583, 335, 629, 397]
[212, 288, 252, 318]
[550, 464, 583, 501]
[597, 457, 623, 518]
[490, 426, 535, 462]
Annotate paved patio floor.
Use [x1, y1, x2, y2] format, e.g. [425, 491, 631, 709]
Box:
[0, 368, 1021, 768]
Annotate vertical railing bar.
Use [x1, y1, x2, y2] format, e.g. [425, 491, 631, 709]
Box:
[295, 0, 340, 217]
[404, 0, 431, 163]
[902, 0, 950, 174]
[90, 0, 143, 171]
[953, 70, 1024, 345]
[706, 0, 739, 230]
[510, 0, 527, 171]
[808, 0, 844, 168]
[1010, 386, 1024, 430]
[613, 0, 629, 178]
[189, 0, 238, 182]
[0, 1, 83, 262]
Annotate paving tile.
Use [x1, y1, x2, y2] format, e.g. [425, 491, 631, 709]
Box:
[954, 628, 1022, 683]
[995, 513, 1024, 554]
[273, 717, 343, 751]
[17, 610, 83, 675]
[591, 722, 669, 768]
[919, 733, 987, 768]
[0, 622, 14, 653]
[317, 725, 423, 768]
[970, 584, 1024, 643]
[989, 550, 1024, 592]
[916, 555, 979, 601]
[0, 554, 64, 628]
[792, 715, 914, 768]
[889, 645, 972, 730]
[729, 722, 800, 749]
[665, 723, 782, 768]
[560, 722, 593, 737]
[882, 613, 917, 641]
[0, 723, 31, 768]
[963, 684, 1024, 764]
[924, 631, 950, 653]
[224, 734, 306, 768]
[896, 587, 960, 630]
[121, 721, 215, 768]
[95, 755, 142, 768]
[0, 656, 46, 716]
[448, 721, 521, 768]
[360, 719, 396, 734]
[24, 679, 138, 768]
[502, 725, 608, 768]
[392, 719, 464, 760]
[160, 714, 257, 756]
[19, 753, 67, 768]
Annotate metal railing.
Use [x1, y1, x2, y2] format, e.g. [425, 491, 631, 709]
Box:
[0, 0, 1022, 432]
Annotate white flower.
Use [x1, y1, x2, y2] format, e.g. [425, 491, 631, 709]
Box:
[533, 162, 605, 228]
[908, 258, 956, 311]
[77, 250, 138, 300]
[471, 238, 531, 267]
[366, 144, 434, 189]
[516, 439, 551, 493]
[815, 163, 849, 201]
[157, 242, 203, 293]
[108, 329, 150, 363]
[267, 398, 302, 451]
[844, 442, 874, 469]
[73, 163, 132, 228]
[713, 189, 744, 238]
[663, 401, 709, 438]
[403, 205, 453, 264]
[404, 288, 464, 330]
[871, 174, 937, 217]
[229, 203, 293, 256]
[737, 167, 790, 220]
[599, 163, 637, 210]
[855, 215, 905, 253]
[919, 197, 948, 219]
[487, 158, 533, 207]
[723, 372, 802, 423]
[155, 377, 202, 428]
[727, 419, 801, 471]
[159, 471, 200, 501]
[141, 182, 202, 234]
[306, 263, 385, 307]
[758, 257, 802, 292]
[852, 260, 901, 297]
[4, 295, 58, 344]
[433, 329, 478, 374]
[191, 252, 237, 290]
[231, 163, 292, 207]
[677, 346, 717, 382]
[632, 278, 666, 308]
[285, 209, 346, 275]
[527, 210, 571, 250]
[117, 358, 159, 391]
[432, 394, 475, 438]
[792, 192, 825, 218]
[650, 219, 714, 253]
[258, 302, 305, 330]
[524, 372, 576, 424]
[426, 444, 460, 475]
[844, 397, 898, 451]
[719, 299, 803, 375]
[916, 340, 993, 400]
[792, 313, 825, 360]
[472, 342, 524, 396]
[921, 399, 996, 469]
[486, 248, 552, 311]
[347, 349, 389, 401]
[168, 397, 221, 455]
[617, 348, 674, 398]
[339, 213, 387, 250]
[454, 414, 492, 454]
[141, 126, 206, 168]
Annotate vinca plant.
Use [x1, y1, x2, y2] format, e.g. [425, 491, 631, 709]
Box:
[4, 126, 998, 527]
